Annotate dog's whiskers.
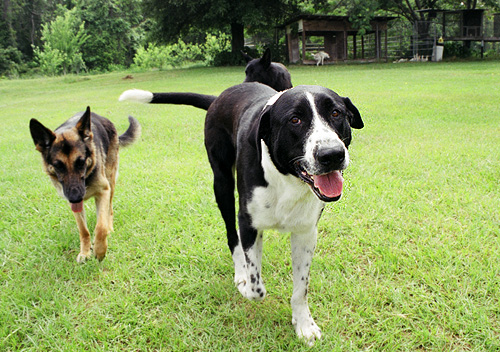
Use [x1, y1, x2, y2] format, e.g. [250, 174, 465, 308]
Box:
[289, 156, 306, 166]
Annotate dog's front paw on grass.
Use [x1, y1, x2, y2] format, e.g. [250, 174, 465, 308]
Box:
[235, 279, 267, 301]
[93, 241, 108, 261]
[293, 317, 322, 346]
[76, 251, 92, 263]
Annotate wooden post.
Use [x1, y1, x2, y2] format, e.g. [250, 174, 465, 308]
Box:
[385, 29, 388, 61]
[361, 35, 365, 59]
[302, 30, 306, 63]
[324, 35, 335, 61]
[353, 34, 357, 59]
[286, 25, 300, 63]
[344, 22, 348, 61]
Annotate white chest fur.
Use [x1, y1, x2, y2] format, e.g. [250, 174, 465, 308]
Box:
[246, 141, 324, 234]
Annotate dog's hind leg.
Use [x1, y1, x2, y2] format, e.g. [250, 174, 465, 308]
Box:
[107, 167, 117, 233]
[205, 134, 252, 292]
[210, 163, 264, 298]
[205, 128, 238, 247]
[73, 209, 92, 263]
[207, 150, 237, 251]
[290, 229, 322, 345]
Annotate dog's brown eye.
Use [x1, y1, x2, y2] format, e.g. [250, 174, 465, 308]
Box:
[332, 110, 340, 118]
[290, 117, 301, 125]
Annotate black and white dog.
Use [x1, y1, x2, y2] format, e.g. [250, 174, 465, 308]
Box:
[121, 83, 363, 344]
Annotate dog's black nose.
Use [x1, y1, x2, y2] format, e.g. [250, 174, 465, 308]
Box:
[315, 147, 345, 168]
[65, 184, 85, 204]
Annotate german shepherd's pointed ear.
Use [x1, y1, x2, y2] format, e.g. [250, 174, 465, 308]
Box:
[342, 97, 364, 129]
[260, 48, 272, 70]
[30, 119, 56, 151]
[241, 50, 253, 63]
[76, 106, 92, 140]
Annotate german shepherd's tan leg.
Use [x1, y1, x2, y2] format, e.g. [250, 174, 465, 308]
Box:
[73, 209, 92, 263]
[107, 168, 117, 233]
[93, 181, 112, 261]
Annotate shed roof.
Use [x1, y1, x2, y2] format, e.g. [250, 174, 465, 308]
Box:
[281, 14, 397, 28]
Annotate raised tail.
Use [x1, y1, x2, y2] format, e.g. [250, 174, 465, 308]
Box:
[119, 89, 217, 111]
[119, 116, 141, 147]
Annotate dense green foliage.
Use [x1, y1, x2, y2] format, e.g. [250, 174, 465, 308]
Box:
[1, 0, 499, 76]
[75, 0, 144, 71]
[132, 33, 232, 70]
[141, 0, 301, 52]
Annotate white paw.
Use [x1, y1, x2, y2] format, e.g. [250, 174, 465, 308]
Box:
[234, 275, 266, 301]
[292, 316, 322, 346]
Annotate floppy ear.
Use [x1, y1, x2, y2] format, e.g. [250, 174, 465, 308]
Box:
[30, 119, 56, 151]
[76, 106, 92, 140]
[260, 48, 272, 70]
[241, 50, 253, 63]
[248, 105, 272, 163]
[342, 97, 364, 129]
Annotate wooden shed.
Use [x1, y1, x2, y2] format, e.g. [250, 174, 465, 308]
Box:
[282, 14, 396, 64]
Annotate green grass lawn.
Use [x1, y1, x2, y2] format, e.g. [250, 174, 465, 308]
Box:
[1, 61, 499, 351]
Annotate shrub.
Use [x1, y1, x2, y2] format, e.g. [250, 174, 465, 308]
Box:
[132, 32, 231, 70]
[32, 44, 65, 76]
[32, 9, 88, 75]
[132, 41, 202, 70]
[0, 46, 22, 77]
[212, 51, 245, 66]
[203, 32, 231, 65]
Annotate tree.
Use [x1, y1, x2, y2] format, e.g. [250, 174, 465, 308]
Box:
[298, 0, 382, 35]
[3, 0, 66, 60]
[0, 0, 23, 75]
[34, 9, 88, 74]
[141, 0, 301, 53]
[75, 0, 144, 70]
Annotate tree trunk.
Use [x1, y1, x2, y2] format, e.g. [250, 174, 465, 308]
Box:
[2, 0, 15, 47]
[230, 22, 244, 53]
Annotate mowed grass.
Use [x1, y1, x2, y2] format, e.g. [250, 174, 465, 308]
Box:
[0, 61, 499, 351]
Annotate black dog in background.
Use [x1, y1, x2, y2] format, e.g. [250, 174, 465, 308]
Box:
[241, 48, 292, 92]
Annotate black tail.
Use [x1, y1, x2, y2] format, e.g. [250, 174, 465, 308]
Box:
[119, 89, 217, 111]
[119, 116, 141, 147]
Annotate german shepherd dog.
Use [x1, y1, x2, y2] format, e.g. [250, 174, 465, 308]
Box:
[29, 107, 141, 262]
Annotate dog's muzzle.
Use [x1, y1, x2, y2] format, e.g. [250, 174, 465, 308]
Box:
[295, 146, 347, 202]
[295, 162, 344, 202]
[64, 182, 86, 213]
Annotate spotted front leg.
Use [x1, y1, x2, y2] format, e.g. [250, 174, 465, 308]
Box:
[290, 229, 321, 345]
[232, 231, 266, 301]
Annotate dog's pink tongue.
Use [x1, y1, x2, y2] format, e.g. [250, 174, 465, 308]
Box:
[71, 201, 83, 213]
[314, 171, 344, 198]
